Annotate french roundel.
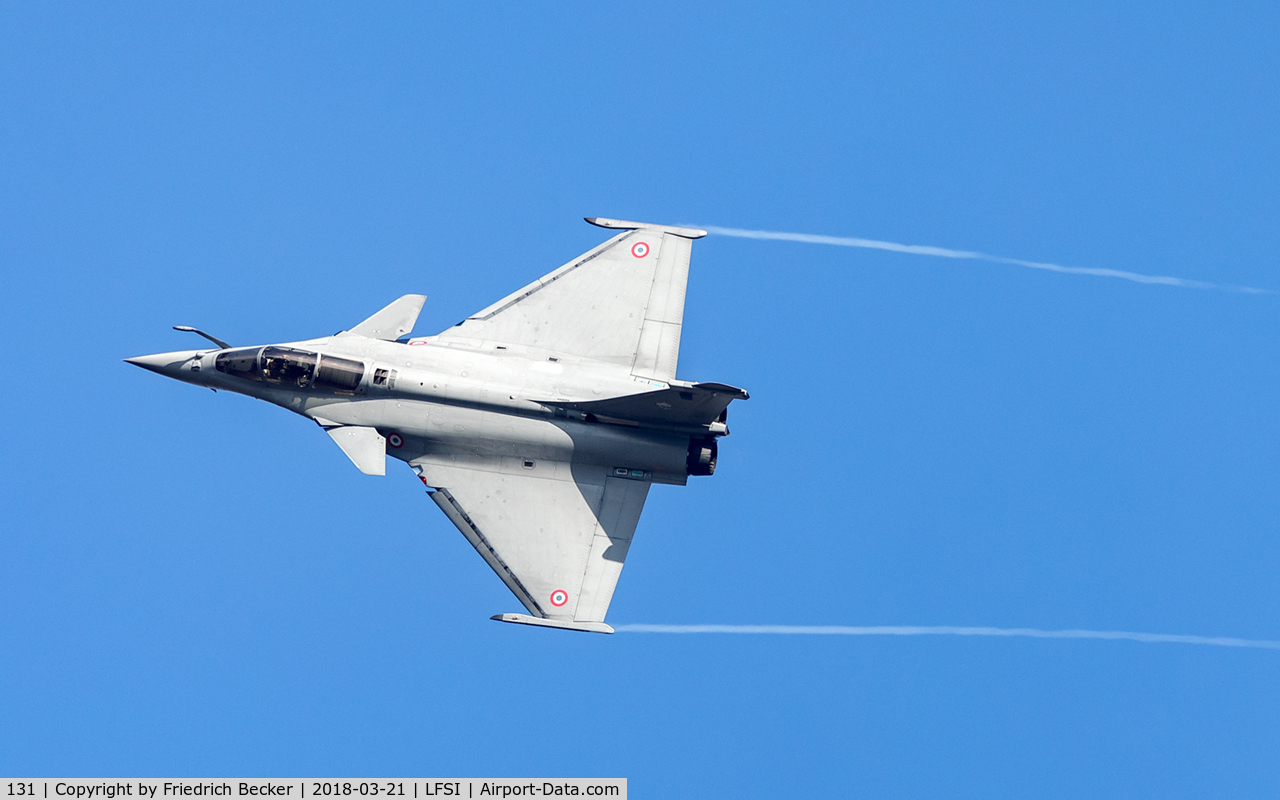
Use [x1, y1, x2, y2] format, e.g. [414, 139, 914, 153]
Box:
[631, 241, 650, 259]
[550, 589, 568, 607]
[387, 433, 404, 449]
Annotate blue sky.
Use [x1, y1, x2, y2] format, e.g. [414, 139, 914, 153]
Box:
[3, 2, 1279, 796]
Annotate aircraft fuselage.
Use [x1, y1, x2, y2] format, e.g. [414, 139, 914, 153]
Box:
[129, 332, 697, 485]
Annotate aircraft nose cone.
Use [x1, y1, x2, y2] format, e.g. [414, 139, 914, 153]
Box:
[124, 353, 168, 373]
[124, 350, 204, 377]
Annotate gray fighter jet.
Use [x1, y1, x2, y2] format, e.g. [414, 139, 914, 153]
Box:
[127, 218, 747, 634]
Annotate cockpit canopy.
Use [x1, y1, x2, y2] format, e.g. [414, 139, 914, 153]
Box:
[215, 347, 366, 393]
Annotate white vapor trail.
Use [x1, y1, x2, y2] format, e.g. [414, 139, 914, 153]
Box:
[695, 224, 1271, 294]
[614, 624, 1280, 651]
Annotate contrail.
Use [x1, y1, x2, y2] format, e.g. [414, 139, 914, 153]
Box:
[694, 224, 1271, 294]
[614, 624, 1280, 651]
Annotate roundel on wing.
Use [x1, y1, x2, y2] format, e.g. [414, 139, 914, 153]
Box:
[550, 589, 569, 607]
[631, 241, 650, 259]
[387, 432, 404, 448]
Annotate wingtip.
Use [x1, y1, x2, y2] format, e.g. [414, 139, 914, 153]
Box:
[584, 217, 708, 239]
[491, 613, 615, 634]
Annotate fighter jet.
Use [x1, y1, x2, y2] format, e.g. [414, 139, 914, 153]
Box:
[126, 218, 747, 634]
